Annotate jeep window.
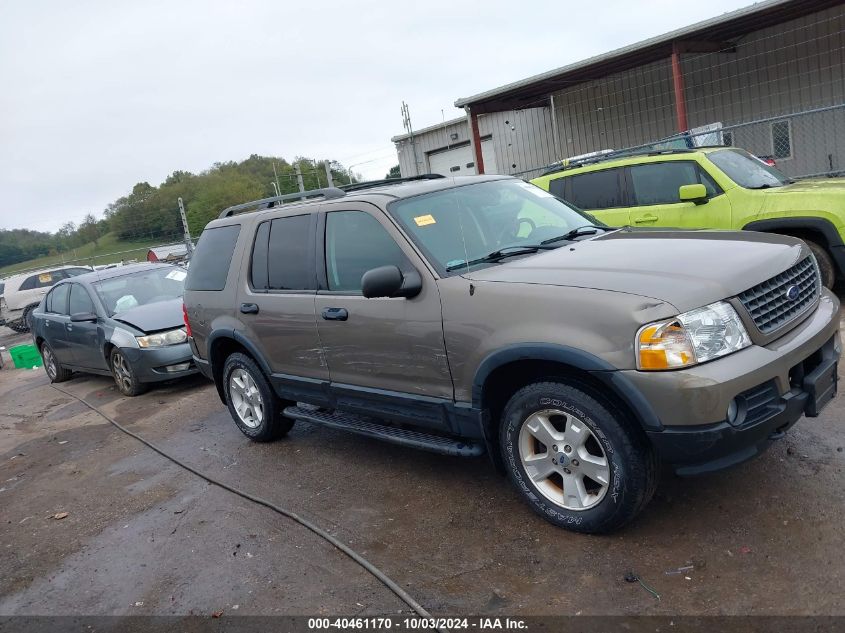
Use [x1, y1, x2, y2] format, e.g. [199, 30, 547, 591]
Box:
[45, 283, 70, 314]
[93, 266, 186, 316]
[389, 179, 600, 274]
[20, 272, 59, 290]
[267, 215, 313, 290]
[185, 224, 240, 291]
[629, 162, 719, 205]
[68, 283, 95, 315]
[708, 148, 790, 189]
[325, 211, 409, 292]
[250, 221, 271, 290]
[561, 168, 624, 209]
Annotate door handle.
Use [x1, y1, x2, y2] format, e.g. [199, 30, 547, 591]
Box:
[321, 307, 348, 321]
[240, 303, 259, 314]
[633, 215, 658, 224]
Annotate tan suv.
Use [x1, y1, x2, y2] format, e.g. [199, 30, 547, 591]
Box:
[0, 265, 92, 332]
[184, 175, 841, 533]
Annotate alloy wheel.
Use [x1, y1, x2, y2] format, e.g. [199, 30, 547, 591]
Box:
[43, 347, 57, 380]
[229, 368, 264, 429]
[518, 408, 610, 511]
[112, 352, 133, 392]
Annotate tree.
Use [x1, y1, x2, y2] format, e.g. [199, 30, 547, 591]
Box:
[385, 164, 401, 179]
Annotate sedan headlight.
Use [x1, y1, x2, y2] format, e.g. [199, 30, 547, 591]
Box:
[136, 327, 188, 348]
[637, 301, 751, 370]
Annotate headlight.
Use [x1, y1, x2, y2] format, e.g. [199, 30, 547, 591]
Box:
[136, 327, 188, 348]
[637, 301, 751, 370]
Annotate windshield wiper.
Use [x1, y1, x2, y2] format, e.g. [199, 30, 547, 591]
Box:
[540, 224, 607, 245]
[445, 245, 555, 272]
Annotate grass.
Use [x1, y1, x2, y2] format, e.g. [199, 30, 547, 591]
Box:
[0, 233, 179, 276]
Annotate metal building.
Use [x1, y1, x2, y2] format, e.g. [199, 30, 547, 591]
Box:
[394, 0, 845, 180]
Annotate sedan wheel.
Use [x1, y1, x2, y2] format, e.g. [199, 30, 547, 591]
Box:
[229, 368, 264, 428]
[110, 349, 147, 396]
[40, 343, 71, 382]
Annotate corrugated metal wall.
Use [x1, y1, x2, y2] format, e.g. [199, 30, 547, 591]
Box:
[550, 4, 845, 176]
[394, 107, 558, 178]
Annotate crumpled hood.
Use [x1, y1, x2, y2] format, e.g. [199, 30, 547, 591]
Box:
[463, 229, 808, 313]
[113, 298, 184, 334]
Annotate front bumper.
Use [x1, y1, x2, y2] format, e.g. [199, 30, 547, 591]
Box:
[121, 342, 198, 383]
[623, 291, 840, 474]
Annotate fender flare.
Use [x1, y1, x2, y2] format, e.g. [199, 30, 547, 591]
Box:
[472, 343, 663, 432]
[205, 329, 274, 402]
[742, 217, 844, 247]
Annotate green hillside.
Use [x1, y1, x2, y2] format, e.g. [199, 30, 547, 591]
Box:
[0, 233, 169, 276]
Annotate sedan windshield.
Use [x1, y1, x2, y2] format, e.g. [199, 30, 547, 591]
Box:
[93, 266, 187, 315]
[389, 179, 605, 274]
[708, 148, 791, 189]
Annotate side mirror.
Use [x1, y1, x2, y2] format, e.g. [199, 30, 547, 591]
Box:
[70, 312, 97, 323]
[679, 183, 708, 205]
[361, 265, 422, 299]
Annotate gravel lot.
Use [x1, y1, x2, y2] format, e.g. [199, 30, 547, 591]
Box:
[0, 305, 844, 618]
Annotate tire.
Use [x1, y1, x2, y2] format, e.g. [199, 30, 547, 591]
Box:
[110, 348, 148, 396]
[8, 305, 37, 333]
[500, 381, 656, 534]
[223, 352, 294, 441]
[40, 342, 72, 383]
[804, 240, 836, 289]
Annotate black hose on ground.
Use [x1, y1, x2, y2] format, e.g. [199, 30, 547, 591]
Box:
[52, 385, 436, 621]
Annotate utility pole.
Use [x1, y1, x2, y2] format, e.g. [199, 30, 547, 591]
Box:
[272, 161, 282, 198]
[324, 161, 334, 187]
[294, 164, 306, 200]
[177, 197, 194, 258]
[401, 101, 419, 176]
[271, 182, 281, 197]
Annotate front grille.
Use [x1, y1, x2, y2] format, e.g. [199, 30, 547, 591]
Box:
[738, 256, 819, 334]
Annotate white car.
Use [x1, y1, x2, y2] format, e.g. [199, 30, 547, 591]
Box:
[0, 265, 92, 332]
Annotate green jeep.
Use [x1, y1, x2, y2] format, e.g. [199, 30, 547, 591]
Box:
[531, 147, 845, 288]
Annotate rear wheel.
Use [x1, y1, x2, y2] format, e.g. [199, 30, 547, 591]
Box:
[804, 240, 836, 289]
[8, 305, 37, 333]
[223, 352, 294, 441]
[40, 342, 72, 383]
[500, 381, 656, 534]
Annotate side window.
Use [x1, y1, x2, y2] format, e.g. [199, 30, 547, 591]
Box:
[325, 211, 409, 292]
[46, 283, 70, 314]
[19, 276, 37, 291]
[250, 221, 271, 290]
[629, 162, 703, 205]
[547, 177, 566, 199]
[68, 284, 95, 315]
[267, 215, 313, 290]
[185, 224, 241, 291]
[566, 169, 623, 209]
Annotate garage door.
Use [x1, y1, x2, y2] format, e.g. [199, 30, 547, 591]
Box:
[427, 140, 498, 176]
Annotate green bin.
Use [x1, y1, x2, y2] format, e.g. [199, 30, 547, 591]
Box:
[9, 344, 43, 369]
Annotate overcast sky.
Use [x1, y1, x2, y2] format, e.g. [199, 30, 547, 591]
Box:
[0, 0, 753, 233]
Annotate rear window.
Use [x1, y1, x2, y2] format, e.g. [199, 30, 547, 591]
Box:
[185, 225, 241, 291]
[556, 168, 624, 210]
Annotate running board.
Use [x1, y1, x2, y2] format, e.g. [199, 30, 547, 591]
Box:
[282, 406, 484, 458]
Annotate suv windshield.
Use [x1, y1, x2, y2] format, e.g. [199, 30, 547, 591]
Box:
[93, 266, 187, 315]
[389, 179, 604, 273]
[708, 148, 791, 189]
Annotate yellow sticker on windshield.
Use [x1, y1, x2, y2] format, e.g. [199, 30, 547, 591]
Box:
[38, 273, 52, 283]
[414, 214, 436, 227]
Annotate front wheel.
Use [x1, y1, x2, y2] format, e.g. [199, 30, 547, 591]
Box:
[805, 240, 836, 289]
[223, 352, 294, 441]
[500, 381, 656, 534]
[110, 348, 148, 396]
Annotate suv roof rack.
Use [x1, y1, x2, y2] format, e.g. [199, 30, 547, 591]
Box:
[218, 187, 347, 219]
[541, 147, 698, 176]
[340, 173, 445, 193]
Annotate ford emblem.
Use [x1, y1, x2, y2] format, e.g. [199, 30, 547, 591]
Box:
[785, 285, 800, 301]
